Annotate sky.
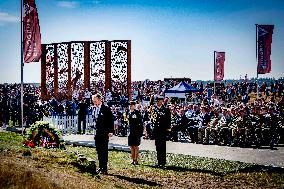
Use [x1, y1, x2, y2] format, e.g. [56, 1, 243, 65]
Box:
[0, 0, 284, 83]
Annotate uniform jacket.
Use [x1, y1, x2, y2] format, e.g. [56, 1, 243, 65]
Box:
[152, 105, 171, 138]
[128, 109, 143, 137]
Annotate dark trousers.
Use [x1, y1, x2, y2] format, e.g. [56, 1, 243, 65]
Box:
[11, 109, 19, 126]
[78, 115, 86, 134]
[85, 98, 90, 107]
[2, 109, 9, 125]
[270, 127, 279, 148]
[95, 136, 109, 170]
[155, 138, 166, 166]
[171, 126, 179, 142]
[189, 126, 198, 143]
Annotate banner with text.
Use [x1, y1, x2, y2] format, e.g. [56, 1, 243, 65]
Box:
[214, 51, 225, 81]
[257, 25, 274, 74]
[24, 0, 42, 63]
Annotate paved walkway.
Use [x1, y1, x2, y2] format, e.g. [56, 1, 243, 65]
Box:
[63, 134, 284, 168]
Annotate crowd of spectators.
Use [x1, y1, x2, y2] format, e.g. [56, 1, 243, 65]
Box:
[0, 84, 43, 128]
[1, 78, 283, 148]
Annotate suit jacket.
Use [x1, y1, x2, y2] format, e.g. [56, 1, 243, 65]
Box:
[77, 102, 88, 117]
[93, 104, 114, 138]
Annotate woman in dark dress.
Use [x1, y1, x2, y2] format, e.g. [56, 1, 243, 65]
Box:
[128, 101, 143, 165]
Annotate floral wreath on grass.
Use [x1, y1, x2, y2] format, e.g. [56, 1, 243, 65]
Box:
[24, 121, 65, 149]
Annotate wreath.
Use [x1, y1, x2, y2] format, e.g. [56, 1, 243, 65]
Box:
[24, 121, 65, 149]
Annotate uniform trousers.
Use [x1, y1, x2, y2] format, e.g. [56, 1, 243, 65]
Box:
[155, 137, 166, 166]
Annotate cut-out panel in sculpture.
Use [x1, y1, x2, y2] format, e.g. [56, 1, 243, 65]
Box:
[71, 43, 84, 91]
[57, 43, 69, 94]
[90, 42, 105, 85]
[45, 44, 55, 95]
[111, 41, 128, 82]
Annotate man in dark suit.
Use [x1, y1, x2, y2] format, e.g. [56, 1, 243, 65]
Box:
[92, 93, 114, 174]
[151, 96, 171, 168]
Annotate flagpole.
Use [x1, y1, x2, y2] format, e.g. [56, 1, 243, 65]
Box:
[255, 24, 259, 100]
[21, 0, 24, 135]
[213, 51, 216, 95]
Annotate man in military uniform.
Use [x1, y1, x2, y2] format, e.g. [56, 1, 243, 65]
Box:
[217, 108, 232, 146]
[227, 107, 238, 146]
[170, 107, 179, 142]
[151, 96, 171, 168]
[230, 108, 252, 147]
[204, 109, 220, 145]
[197, 106, 211, 144]
[249, 106, 262, 148]
[267, 107, 280, 149]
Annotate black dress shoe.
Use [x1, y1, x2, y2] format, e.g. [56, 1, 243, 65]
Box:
[97, 168, 108, 175]
[155, 164, 165, 169]
[155, 164, 161, 168]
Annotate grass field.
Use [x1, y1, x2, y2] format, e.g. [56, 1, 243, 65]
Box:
[0, 132, 284, 189]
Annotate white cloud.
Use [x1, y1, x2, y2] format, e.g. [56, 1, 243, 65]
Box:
[57, 1, 79, 9]
[0, 12, 19, 24]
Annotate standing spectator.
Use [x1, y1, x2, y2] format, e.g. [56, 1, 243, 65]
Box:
[200, 82, 204, 92]
[206, 84, 213, 102]
[49, 96, 58, 116]
[226, 86, 232, 100]
[105, 89, 112, 105]
[113, 107, 119, 136]
[278, 82, 283, 97]
[77, 98, 88, 134]
[1, 90, 10, 128]
[84, 88, 92, 107]
[242, 93, 249, 104]
[142, 106, 151, 139]
[72, 90, 79, 102]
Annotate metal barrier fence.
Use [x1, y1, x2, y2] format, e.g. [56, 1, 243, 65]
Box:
[43, 115, 95, 134]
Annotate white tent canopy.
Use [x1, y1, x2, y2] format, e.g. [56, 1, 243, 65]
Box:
[164, 81, 199, 98]
[165, 92, 186, 98]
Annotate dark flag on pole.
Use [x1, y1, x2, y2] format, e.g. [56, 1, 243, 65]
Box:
[257, 25, 274, 74]
[23, 0, 41, 63]
[214, 51, 225, 81]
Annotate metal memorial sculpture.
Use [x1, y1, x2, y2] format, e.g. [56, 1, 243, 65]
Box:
[41, 40, 131, 100]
